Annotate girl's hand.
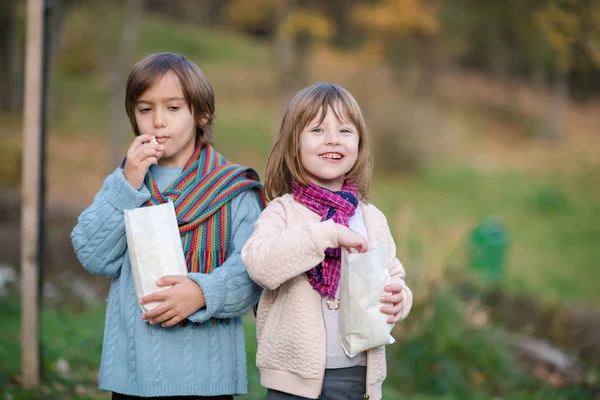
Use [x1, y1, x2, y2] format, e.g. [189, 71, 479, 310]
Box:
[123, 134, 164, 190]
[380, 282, 405, 323]
[335, 224, 368, 253]
[140, 276, 206, 327]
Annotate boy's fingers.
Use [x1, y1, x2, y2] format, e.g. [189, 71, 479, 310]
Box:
[143, 157, 159, 167]
[162, 315, 184, 328]
[142, 302, 170, 321]
[140, 289, 170, 305]
[129, 134, 155, 152]
[150, 309, 177, 326]
[156, 275, 185, 286]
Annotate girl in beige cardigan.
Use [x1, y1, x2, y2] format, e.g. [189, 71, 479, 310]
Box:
[241, 83, 412, 400]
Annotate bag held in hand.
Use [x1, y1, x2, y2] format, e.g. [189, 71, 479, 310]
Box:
[339, 245, 396, 357]
[124, 201, 188, 312]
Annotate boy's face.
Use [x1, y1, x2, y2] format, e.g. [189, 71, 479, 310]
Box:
[299, 104, 359, 192]
[134, 72, 196, 168]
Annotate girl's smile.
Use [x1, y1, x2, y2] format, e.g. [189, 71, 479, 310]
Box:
[319, 152, 344, 161]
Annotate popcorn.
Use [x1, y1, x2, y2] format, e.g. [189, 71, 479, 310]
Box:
[151, 137, 159, 145]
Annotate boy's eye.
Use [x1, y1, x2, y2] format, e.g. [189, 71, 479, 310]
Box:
[168, 106, 180, 111]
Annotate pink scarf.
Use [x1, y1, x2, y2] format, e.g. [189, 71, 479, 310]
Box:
[291, 181, 359, 298]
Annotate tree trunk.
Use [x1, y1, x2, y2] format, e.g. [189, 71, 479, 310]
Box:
[0, 0, 24, 113]
[273, 0, 296, 101]
[415, 33, 436, 97]
[290, 30, 311, 91]
[108, 0, 143, 170]
[539, 67, 568, 140]
[180, 0, 211, 27]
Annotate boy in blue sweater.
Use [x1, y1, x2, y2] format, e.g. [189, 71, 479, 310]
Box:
[71, 52, 265, 399]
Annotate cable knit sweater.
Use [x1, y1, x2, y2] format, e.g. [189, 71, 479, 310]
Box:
[71, 166, 262, 397]
[241, 194, 413, 400]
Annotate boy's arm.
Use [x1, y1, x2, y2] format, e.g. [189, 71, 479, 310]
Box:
[71, 168, 151, 278]
[241, 198, 339, 291]
[185, 190, 264, 323]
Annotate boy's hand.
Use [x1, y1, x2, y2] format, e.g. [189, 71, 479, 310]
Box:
[380, 282, 405, 323]
[124, 134, 164, 190]
[335, 224, 368, 253]
[140, 276, 206, 327]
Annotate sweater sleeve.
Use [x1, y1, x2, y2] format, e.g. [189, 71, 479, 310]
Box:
[186, 190, 264, 323]
[241, 198, 339, 291]
[71, 168, 151, 278]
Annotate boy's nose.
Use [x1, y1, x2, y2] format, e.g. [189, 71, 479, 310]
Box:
[153, 114, 166, 128]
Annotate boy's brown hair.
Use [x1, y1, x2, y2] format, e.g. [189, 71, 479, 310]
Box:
[125, 52, 215, 146]
[264, 83, 372, 201]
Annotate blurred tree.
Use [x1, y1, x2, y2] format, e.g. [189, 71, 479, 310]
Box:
[0, 0, 82, 114]
[352, 0, 440, 94]
[108, 0, 143, 170]
[535, 0, 600, 138]
[226, 0, 334, 98]
[0, 0, 24, 113]
[145, 0, 224, 28]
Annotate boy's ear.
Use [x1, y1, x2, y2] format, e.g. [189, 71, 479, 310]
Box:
[196, 115, 209, 129]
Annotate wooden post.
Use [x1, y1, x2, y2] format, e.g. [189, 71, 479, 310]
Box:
[21, 0, 45, 388]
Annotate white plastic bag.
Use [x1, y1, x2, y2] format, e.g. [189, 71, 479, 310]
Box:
[124, 201, 188, 312]
[339, 245, 395, 357]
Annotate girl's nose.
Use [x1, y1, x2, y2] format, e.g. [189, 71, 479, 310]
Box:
[324, 129, 340, 145]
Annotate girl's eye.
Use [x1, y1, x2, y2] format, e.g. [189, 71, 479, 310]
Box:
[341, 129, 352, 134]
[311, 127, 323, 133]
[168, 106, 180, 111]
[139, 108, 151, 114]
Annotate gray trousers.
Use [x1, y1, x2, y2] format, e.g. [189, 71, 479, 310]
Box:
[265, 366, 367, 400]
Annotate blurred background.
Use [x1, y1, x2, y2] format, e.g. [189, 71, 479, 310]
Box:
[1, 0, 600, 398]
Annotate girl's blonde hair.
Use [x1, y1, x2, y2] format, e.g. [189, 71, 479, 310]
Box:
[264, 83, 372, 201]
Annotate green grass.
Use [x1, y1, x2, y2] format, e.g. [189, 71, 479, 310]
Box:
[2, 293, 595, 400]
[371, 166, 600, 305]
[0, 294, 107, 399]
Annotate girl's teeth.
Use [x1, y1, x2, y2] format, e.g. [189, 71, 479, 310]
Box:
[321, 154, 341, 159]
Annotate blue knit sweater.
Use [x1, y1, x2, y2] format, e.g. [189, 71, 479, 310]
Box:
[71, 165, 263, 397]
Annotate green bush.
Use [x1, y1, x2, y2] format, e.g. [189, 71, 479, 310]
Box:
[388, 288, 520, 398]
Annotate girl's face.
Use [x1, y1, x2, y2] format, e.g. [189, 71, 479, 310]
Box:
[135, 72, 197, 168]
[299, 105, 359, 192]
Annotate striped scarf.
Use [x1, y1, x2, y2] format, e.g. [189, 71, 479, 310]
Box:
[291, 181, 359, 299]
[143, 144, 266, 324]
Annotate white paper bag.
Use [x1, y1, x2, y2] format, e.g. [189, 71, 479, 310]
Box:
[339, 245, 396, 357]
[124, 201, 188, 312]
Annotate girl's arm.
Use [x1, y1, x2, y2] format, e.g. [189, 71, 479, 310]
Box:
[71, 168, 151, 278]
[371, 205, 412, 322]
[386, 230, 413, 322]
[241, 199, 339, 290]
[185, 190, 264, 322]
